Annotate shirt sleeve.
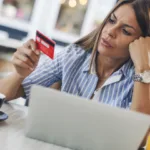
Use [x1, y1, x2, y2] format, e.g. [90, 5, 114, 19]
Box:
[22, 44, 73, 104]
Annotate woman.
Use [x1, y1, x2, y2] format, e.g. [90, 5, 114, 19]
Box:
[0, 0, 149, 146]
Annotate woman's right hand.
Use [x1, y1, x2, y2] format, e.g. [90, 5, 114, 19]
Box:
[12, 39, 40, 79]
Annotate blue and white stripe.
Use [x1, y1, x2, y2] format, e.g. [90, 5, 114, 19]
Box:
[22, 44, 135, 108]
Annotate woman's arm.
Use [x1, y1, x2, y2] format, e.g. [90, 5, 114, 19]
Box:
[129, 37, 150, 113]
[0, 72, 25, 100]
[131, 78, 150, 147]
[131, 74, 150, 114]
[0, 39, 40, 100]
[129, 37, 150, 147]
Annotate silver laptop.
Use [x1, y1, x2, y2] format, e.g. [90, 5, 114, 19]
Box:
[26, 85, 150, 150]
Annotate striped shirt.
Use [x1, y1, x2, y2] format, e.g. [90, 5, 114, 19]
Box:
[22, 44, 135, 108]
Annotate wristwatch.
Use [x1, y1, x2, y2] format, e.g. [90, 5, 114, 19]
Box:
[133, 70, 150, 83]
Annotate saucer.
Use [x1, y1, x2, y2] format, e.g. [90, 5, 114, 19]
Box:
[0, 111, 8, 121]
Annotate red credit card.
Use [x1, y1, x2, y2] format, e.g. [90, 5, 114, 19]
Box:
[36, 30, 56, 59]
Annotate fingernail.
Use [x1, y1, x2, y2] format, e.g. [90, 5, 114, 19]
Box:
[35, 50, 40, 55]
[31, 47, 35, 51]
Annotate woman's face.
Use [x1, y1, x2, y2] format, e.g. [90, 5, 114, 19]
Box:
[98, 4, 142, 59]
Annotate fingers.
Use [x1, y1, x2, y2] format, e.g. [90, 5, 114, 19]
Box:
[12, 56, 33, 71]
[23, 39, 36, 50]
[23, 39, 40, 55]
[130, 37, 150, 70]
[13, 51, 34, 69]
[12, 39, 40, 70]
[18, 47, 39, 65]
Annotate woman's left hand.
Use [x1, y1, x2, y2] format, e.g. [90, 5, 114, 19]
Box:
[129, 37, 150, 73]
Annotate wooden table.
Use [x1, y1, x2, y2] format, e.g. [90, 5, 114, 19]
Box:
[0, 103, 71, 150]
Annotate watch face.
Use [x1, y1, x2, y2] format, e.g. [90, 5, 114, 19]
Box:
[143, 71, 150, 83]
[133, 71, 150, 83]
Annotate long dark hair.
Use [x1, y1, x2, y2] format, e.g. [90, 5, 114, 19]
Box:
[75, 0, 150, 70]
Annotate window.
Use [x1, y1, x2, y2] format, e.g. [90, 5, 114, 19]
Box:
[0, 0, 36, 21]
[55, 0, 89, 35]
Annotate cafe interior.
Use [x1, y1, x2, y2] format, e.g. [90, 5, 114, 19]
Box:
[0, 0, 149, 149]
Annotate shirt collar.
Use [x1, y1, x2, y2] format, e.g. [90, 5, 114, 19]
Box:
[83, 51, 134, 77]
[117, 59, 134, 77]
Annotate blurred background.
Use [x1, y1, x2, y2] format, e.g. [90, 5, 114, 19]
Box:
[0, 0, 117, 99]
